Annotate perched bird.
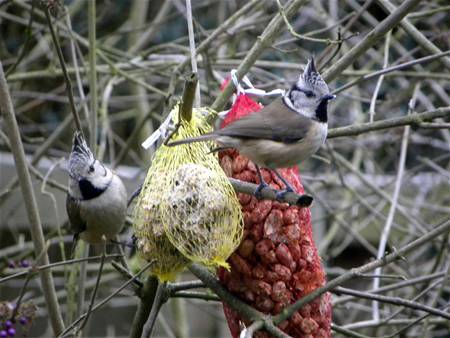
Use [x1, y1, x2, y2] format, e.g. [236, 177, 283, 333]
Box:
[66, 132, 127, 245]
[169, 58, 335, 198]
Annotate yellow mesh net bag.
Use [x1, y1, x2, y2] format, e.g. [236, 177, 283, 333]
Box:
[133, 104, 244, 281]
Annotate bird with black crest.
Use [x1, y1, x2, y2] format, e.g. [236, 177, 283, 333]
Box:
[169, 58, 335, 199]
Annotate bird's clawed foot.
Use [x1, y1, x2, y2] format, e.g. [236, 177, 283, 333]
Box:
[110, 238, 136, 249]
[275, 187, 294, 201]
[254, 165, 269, 199]
[254, 182, 269, 199]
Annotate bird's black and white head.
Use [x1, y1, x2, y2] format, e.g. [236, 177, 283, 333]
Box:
[68, 132, 112, 200]
[284, 58, 335, 122]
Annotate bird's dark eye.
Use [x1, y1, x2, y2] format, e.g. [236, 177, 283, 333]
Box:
[89, 165, 95, 173]
[304, 90, 315, 98]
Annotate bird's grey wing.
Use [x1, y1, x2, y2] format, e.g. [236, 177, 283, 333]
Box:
[216, 97, 312, 143]
[66, 194, 86, 236]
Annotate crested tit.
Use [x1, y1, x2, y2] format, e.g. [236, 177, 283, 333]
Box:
[169, 58, 335, 199]
[66, 132, 127, 244]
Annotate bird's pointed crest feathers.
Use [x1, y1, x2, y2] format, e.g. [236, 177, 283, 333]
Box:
[297, 57, 329, 95]
[69, 131, 95, 177]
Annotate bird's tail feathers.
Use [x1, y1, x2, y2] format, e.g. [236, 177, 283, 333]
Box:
[166, 133, 218, 147]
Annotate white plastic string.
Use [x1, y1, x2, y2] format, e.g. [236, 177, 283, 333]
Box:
[141, 112, 173, 150]
[142, 70, 286, 149]
[230, 69, 285, 97]
[230, 69, 245, 96]
[216, 69, 285, 119]
[217, 109, 230, 118]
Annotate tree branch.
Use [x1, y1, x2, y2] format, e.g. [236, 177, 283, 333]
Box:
[327, 107, 450, 139]
[211, 0, 307, 112]
[229, 177, 313, 207]
[323, 0, 421, 82]
[0, 62, 65, 336]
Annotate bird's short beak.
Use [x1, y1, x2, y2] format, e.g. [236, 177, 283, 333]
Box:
[321, 94, 336, 101]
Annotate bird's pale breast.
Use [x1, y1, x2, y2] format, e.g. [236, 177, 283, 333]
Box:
[79, 175, 127, 244]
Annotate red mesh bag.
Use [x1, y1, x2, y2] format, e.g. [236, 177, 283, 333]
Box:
[218, 92, 332, 338]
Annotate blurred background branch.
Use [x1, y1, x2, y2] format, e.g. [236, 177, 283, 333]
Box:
[1, 0, 449, 337]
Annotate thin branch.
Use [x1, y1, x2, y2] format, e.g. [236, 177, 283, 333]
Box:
[376, 0, 450, 71]
[229, 177, 313, 207]
[372, 84, 416, 320]
[277, 0, 347, 45]
[271, 219, 450, 324]
[189, 264, 263, 322]
[5, 0, 35, 77]
[331, 324, 374, 338]
[417, 122, 450, 129]
[0, 254, 122, 284]
[0, 130, 68, 193]
[333, 50, 450, 94]
[129, 276, 159, 338]
[264, 321, 291, 338]
[43, 5, 83, 134]
[368, 30, 391, 122]
[334, 287, 450, 320]
[10, 241, 50, 322]
[142, 282, 169, 338]
[323, 0, 421, 82]
[190, 218, 450, 338]
[0, 113, 73, 208]
[185, 0, 200, 106]
[76, 238, 107, 335]
[180, 73, 198, 122]
[211, 0, 308, 112]
[170, 291, 220, 302]
[168, 280, 205, 293]
[327, 106, 450, 138]
[0, 62, 65, 336]
[88, 0, 97, 151]
[59, 261, 155, 338]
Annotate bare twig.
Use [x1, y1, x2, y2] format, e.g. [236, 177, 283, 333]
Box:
[0, 62, 65, 336]
[277, 0, 347, 45]
[372, 84, 416, 320]
[186, 0, 200, 107]
[43, 5, 83, 134]
[88, 0, 97, 151]
[142, 282, 169, 338]
[323, 0, 421, 82]
[180, 73, 198, 122]
[335, 287, 450, 320]
[230, 177, 313, 207]
[59, 261, 155, 338]
[376, 0, 450, 71]
[327, 106, 450, 138]
[129, 276, 159, 338]
[272, 219, 450, 324]
[368, 30, 391, 122]
[0, 254, 122, 284]
[333, 50, 450, 94]
[211, 0, 308, 112]
[75, 238, 107, 335]
[189, 216, 450, 337]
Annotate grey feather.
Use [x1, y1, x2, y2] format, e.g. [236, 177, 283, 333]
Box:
[216, 98, 311, 143]
[66, 194, 86, 236]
